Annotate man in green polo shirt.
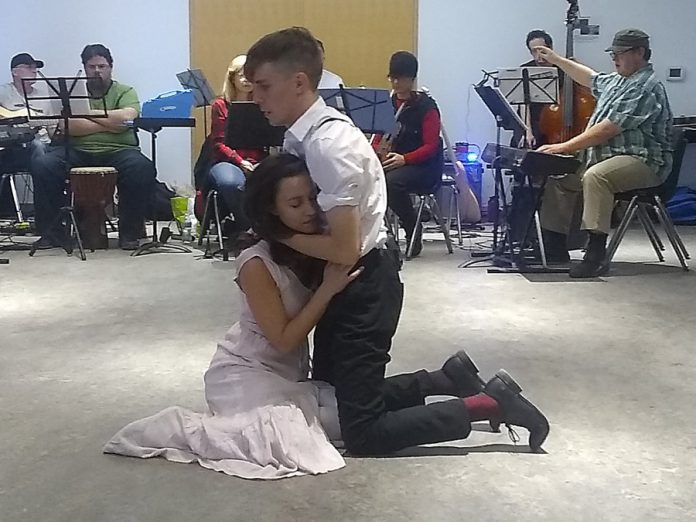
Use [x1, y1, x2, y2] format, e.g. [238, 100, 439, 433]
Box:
[533, 29, 673, 278]
[31, 44, 156, 250]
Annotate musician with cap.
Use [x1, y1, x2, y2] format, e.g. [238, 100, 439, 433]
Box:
[0, 53, 51, 145]
[533, 28, 673, 277]
[0, 53, 49, 214]
[0, 53, 45, 113]
[376, 51, 443, 258]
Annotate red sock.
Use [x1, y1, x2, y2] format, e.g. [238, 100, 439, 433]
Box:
[463, 393, 501, 422]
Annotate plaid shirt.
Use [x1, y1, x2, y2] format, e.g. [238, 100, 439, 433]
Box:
[587, 64, 673, 180]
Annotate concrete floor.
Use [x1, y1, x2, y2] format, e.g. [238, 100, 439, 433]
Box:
[1, 227, 695, 522]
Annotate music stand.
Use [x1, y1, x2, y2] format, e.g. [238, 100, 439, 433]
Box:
[177, 69, 215, 137]
[23, 74, 108, 261]
[225, 102, 285, 149]
[472, 84, 527, 265]
[499, 69, 566, 272]
[319, 87, 397, 134]
[497, 67, 559, 105]
[473, 83, 570, 273]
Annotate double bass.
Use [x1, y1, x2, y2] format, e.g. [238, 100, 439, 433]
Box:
[538, 0, 595, 144]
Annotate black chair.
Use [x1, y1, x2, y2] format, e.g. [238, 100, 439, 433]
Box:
[605, 128, 690, 270]
[441, 174, 464, 246]
[404, 180, 454, 260]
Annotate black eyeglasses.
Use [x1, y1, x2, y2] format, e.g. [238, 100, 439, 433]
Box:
[609, 48, 637, 59]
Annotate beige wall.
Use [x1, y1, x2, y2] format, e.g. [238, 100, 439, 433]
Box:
[189, 0, 417, 156]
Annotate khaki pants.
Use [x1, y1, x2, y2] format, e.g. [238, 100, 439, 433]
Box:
[540, 155, 662, 235]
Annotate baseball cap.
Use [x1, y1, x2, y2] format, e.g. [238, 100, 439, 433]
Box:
[605, 29, 650, 53]
[10, 53, 45, 69]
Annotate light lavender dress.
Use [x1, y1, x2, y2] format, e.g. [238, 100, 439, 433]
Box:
[104, 241, 343, 479]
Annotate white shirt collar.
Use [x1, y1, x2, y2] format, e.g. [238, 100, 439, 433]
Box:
[285, 96, 327, 144]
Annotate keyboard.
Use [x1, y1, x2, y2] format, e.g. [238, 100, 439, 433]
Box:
[0, 125, 35, 148]
[482, 143, 581, 177]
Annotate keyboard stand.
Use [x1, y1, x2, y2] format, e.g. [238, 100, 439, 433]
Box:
[487, 172, 569, 274]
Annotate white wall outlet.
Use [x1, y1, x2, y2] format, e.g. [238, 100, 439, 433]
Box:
[667, 67, 685, 81]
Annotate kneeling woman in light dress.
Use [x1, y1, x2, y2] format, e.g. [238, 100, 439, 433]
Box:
[104, 154, 361, 479]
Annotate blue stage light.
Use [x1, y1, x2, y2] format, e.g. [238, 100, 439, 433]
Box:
[466, 152, 479, 163]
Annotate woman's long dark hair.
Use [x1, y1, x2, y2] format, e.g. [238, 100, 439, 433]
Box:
[237, 153, 325, 288]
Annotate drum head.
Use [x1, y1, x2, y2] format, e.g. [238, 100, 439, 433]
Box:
[70, 167, 118, 175]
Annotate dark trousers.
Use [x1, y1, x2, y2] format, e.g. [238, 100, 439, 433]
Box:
[385, 164, 440, 238]
[313, 246, 471, 455]
[0, 138, 46, 175]
[31, 146, 156, 240]
[1, 140, 43, 216]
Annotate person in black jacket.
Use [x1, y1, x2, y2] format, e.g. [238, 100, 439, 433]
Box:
[380, 51, 443, 258]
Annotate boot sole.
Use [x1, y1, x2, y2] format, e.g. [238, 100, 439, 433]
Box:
[494, 369, 522, 394]
[441, 350, 486, 397]
[444, 351, 484, 388]
[569, 262, 610, 279]
[452, 350, 480, 376]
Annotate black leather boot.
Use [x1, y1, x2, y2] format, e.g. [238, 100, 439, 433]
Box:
[484, 370, 550, 452]
[569, 232, 608, 278]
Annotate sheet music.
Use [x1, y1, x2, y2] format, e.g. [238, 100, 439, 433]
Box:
[40, 72, 92, 116]
[496, 67, 559, 105]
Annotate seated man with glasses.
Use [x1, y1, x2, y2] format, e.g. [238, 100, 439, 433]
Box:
[0, 53, 52, 218]
[0, 53, 51, 163]
[1, 53, 46, 124]
[374, 51, 443, 258]
[30, 44, 155, 250]
[532, 29, 673, 277]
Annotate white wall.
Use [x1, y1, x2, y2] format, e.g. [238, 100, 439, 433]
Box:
[3, 0, 693, 195]
[418, 0, 696, 199]
[0, 0, 191, 187]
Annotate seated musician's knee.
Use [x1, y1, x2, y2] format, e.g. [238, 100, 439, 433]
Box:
[385, 169, 418, 199]
[30, 149, 65, 183]
[132, 152, 156, 176]
[118, 153, 155, 187]
[384, 169, 403, 189]
[30, 139, 47, 162]
[581, 165, 608, 191]
[209, 162, 246, 190]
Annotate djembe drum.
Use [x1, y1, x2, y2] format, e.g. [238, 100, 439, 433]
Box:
[69, 167, 118, 250]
